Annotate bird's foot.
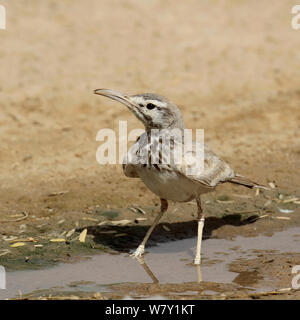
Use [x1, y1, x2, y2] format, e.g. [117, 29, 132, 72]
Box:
[130, 245, 145, 259]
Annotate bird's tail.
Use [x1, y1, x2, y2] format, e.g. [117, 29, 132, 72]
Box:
[229, 174, 270, 190]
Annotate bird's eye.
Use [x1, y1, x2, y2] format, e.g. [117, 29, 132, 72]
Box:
[146, 103, 156, 110]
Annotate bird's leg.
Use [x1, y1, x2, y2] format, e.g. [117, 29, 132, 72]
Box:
[194, 198, 205, 265]
[130, 198, 168, 259]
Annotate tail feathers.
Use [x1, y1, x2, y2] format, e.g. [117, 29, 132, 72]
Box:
[229, 174, 270, 190]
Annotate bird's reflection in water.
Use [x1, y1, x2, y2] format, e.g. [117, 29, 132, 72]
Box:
[196, 265, 202, 282]
[135, 256, 159, 283]
[134, 256, 203, 284]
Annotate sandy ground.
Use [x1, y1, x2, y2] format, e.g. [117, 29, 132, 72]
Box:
[0, 0, 300, 299]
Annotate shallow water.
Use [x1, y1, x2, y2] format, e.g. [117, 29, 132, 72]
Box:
[0, 227, 299, 299]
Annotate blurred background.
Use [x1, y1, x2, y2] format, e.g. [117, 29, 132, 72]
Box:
[0, 0, 300, 225]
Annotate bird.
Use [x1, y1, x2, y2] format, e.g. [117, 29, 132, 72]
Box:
[94, 88, 268, 264]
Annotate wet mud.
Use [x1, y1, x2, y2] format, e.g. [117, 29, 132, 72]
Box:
[1, 227, 300, 300]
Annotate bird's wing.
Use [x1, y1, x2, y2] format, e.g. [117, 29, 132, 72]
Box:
[171, 142, 235, 188]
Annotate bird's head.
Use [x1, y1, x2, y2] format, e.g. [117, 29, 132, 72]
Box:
[94, 89, 185, 131]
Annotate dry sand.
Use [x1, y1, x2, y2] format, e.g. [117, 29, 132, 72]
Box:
[0, 0, 300, 299]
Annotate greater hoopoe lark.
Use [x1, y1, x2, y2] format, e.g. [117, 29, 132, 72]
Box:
[94, 89, 268, 264]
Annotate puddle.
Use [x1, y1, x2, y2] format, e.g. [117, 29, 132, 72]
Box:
[1, 227, 299, 299]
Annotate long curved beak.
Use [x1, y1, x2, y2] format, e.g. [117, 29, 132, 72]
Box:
[94, 88, 137, 110]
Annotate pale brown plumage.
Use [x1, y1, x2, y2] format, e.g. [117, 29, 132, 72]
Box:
[94, 88, 268, 263]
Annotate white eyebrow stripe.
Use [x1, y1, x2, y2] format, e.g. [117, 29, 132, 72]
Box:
[132, 96, 146, 105]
